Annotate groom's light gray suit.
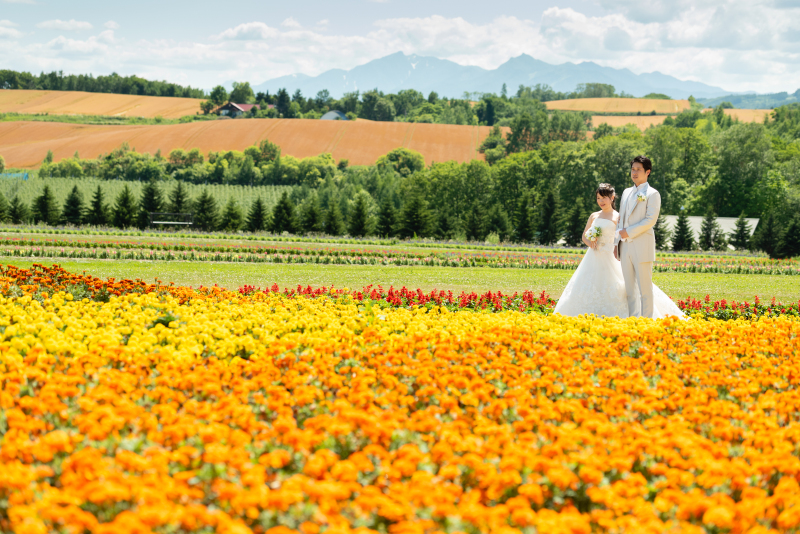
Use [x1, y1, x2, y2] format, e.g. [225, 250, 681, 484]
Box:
[616, 182, 660, 318]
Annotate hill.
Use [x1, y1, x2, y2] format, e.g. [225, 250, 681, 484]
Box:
[546, 97, 689, 114]
[0, 90, 203, 119]
[0, 119, 498, 169]
[698, 90, 799, 109]
[255, 52, 730, 100]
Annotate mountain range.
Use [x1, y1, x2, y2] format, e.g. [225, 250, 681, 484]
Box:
[252, 52, 730, 100]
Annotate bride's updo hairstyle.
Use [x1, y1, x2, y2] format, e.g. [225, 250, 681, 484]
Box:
[596, 183, 616, 208]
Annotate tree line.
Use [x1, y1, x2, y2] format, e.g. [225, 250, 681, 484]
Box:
[199, 82, 624, 130]
[0, 69, 206, 99]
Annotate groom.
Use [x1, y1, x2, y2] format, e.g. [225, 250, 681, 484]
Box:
[615, 155, 661, 318]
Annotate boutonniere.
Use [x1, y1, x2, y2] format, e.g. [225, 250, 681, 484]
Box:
[636, 192, 647, 202]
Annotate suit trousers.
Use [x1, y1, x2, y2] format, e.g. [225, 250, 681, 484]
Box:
[620, 241, 654, 318]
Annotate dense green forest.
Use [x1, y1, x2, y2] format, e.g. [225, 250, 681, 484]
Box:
[0, 69, 206, 99]
[2, 101, 799, 257]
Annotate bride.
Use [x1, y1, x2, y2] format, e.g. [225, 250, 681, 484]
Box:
[554, 183, 684, 319]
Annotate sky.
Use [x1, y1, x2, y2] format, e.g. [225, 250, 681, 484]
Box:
[1, 0, 799, 94]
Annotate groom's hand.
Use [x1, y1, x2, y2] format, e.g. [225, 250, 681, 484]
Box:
[619, 229, 629, 239]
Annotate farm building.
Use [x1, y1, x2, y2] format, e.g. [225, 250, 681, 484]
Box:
[321, 110, 348, 120]
[218, 102, 273, 117]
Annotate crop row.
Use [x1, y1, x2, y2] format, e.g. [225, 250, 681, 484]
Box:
[4, 242, 800, 275]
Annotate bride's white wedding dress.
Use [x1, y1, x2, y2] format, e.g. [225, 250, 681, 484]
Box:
[554, 217, 684, 319]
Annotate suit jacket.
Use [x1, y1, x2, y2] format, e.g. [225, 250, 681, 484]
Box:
[616, 182, 661, 263]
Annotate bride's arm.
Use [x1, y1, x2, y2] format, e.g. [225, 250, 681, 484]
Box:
[581, 213, 598, 249]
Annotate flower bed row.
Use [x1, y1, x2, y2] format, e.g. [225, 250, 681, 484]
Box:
[4, 242, 800, 276]
[4, 236, 798, 267]
[3, 264, 799, 320]
[1, 278, 800, 534]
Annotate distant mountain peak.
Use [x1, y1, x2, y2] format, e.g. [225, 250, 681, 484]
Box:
[254, 52, 729, 99]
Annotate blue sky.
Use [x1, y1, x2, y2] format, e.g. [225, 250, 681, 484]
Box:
[1, 0, 799, 93]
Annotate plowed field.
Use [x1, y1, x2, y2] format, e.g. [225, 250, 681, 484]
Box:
[591, 115, 668, 130]
[547, 97, 690, 113]
[592, 108, 770, 132]
[0, 119, 498, 168]
[0, 89, 202, 118]
[722, 108, 771, 123]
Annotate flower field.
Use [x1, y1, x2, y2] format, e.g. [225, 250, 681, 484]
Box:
[2, 264, 800, 534]
[1, 235, 798, 276]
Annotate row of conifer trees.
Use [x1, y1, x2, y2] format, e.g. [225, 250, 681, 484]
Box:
[1, 179, 798, 258]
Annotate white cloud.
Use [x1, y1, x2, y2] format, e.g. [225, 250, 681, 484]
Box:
[37, 19, 93, 31]
[213, 22, 278, 40]
[3, 4, 800, 94]
[280, 17, 301, 29]
[316, 19, 329, 27]
[0, 20, 22, 38]
[104, 21, 119, 30]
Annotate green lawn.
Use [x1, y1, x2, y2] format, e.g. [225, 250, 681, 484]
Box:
[4, 259, 797, 301]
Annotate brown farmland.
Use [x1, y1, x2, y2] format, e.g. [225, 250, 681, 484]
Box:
[591, 115, 668, 130]
[547, 98, 690, 114]
[0, 90, 203, 119]
[0, 119, 499, 168]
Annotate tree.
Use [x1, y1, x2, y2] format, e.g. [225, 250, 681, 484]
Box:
[61, 185, 85, 226]
[698, 211, 725, 251]
[43, 150, 54, 165]
[271, 191, 296, 234]
[753, 212, 778, 257]
[397, 193, 432, 238]
[671, 210, 694, 251]
[348, 194, 373, 237]
[32, 185, 60, 225]
[209, 85, 228, 106]
[653, 214, 670, 251]
[8, 196, 30, 224]
[464, 202, 487, 242]
[230, 81, 255, 104]
[376, 148, 425, 177]
[200, 100, 215, 115]
[537, 190, 560, 245]
[594, 123, 613, 140]
[512, 192, 535, 243]
[192, 189, 218, 231]
[0, 190, 8, 223]
[137, 179, 164, 229]
[775, 216, 800, 259]
[219, 197, 244, 232]
[86, 185, 109, 226]
[729, 212, 752, 250]
[324, 201, 345, 236]
[168, 181, 191, 213]
[276, 88, 291, 117]
[374, 98, 396, 122]
[246, 197, 270, 232]
[300, 195, 323, 234]
[258, 139, 281, 164]
[0, 154, 4, 173]
[562, 199, 586, 247]
[112, 185, 138, 229]
[486, 204, 511, 242]
[377, 197, 397, 237]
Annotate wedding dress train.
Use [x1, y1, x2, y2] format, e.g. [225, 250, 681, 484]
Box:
[554, 218, 684, 319]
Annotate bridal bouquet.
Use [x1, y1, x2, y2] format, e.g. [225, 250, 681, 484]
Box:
[586, 226, 602, 242]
